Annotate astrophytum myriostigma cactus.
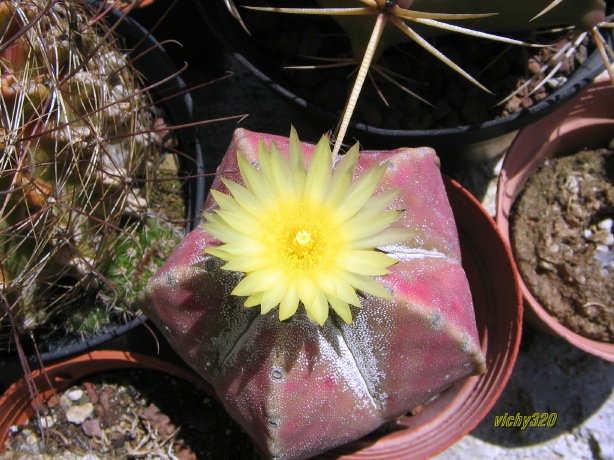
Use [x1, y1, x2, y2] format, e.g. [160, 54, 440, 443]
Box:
[141, 128, 486, 460]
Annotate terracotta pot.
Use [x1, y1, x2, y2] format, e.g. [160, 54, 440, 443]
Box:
[0, 350, 211, 449]
[496, 76, 614, 362]
[0, 177, 522, 458]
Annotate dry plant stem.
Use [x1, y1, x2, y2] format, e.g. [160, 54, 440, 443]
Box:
[0, 0, 171, 344]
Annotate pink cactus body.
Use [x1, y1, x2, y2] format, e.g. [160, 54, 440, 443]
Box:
[141, 129, 485, 459]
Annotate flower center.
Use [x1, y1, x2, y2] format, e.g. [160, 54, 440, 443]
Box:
[269, 203, 341, 272]
[292, 230, 312, 257]
[284, 224, 322, 269]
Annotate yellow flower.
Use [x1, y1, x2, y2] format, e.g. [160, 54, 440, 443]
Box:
[203, 128, 410, 325]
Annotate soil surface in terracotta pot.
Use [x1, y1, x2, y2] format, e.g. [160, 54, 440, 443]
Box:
[1, 366, 464, 459]
[1, 368, 260, 459]
[233, 0, 593, 130]
[510, 145, 614, 342]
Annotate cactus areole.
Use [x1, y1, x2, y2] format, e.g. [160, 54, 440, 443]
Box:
[141, 128, 486, 460]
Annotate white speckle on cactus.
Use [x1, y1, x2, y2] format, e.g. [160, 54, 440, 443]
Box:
[430, 310, 443, 330]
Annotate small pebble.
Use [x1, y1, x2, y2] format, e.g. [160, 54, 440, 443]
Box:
[25, 433, 39, 446]
[47, 394, 60, 408]
[40, 415, 55, 429]
[545, 76, 568, 88]
[66, 402, 94, 424]
[82, 418, 103, 438]
[598, 218, 613, 232]
[527, 57, 541, 74]
[583, 229, 594, 239]
[60, 394, 71, 407]
[67, 389, 84, 402]
[565, 175, 579, 195]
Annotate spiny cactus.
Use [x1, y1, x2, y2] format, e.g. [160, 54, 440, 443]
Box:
[225, 0, 612, 154]
[141, 128, 485, 459]
[0, 0, 183, 346]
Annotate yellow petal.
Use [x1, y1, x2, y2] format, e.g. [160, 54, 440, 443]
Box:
[346, 227, 415, 250]
[296, 275, 317, 310]
[324, 144, 359, 209]
[215, 209, 264, 234]
[335, 162, 388, 223]
[232, 269, 283, 296]
[205, 247, 232, 261]
[221, 179, 268, 218]
[237, 151, 277, 207]
[279, 282, 300, 321]
[317, 272, 361, 307]
[244, 292, 263, 308]
[337, 249, 396, 276]
[342, 209, 404, 243]
[287, 129, 308, 200]
[363, 188, 400, 212]
[213, 240, 265, 256]
[210, 189, 241, 213]
[328, 297, 353, 324]
[203, 217, 245, 244]
[288, 126, 307, 174]
[222, 254, 272, 272]
[303, 135, 333, 206]
[260, 280, 287, 315]
[340, 271, 393, 300]
[270, 142, 297, 198]
[305, 289, 329, 326]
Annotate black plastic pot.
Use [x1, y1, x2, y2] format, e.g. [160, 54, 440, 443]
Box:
[108, 4, 206, 232]
[196, 0, 612, 168]
[0, 3, 206, 384]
